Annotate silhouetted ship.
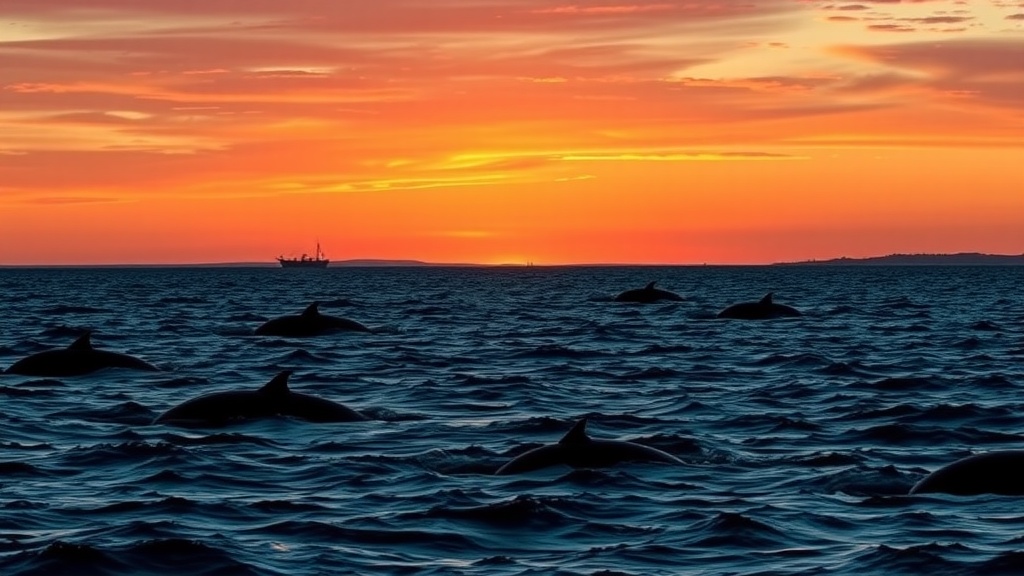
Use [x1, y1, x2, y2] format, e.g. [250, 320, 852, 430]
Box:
[277, 242, 330, 268]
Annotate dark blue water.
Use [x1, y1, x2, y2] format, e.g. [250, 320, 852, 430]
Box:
[1, 265, 1023, 575]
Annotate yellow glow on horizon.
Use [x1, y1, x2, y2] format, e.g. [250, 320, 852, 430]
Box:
[559, 153, 807, 162]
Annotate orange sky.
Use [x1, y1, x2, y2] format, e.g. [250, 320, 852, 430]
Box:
[1, 1, 1023, 265]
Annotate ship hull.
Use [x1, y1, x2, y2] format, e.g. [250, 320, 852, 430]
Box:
[278, 259, 330, 268]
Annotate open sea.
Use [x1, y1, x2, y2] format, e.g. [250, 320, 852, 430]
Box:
[1, 264, 1023, 576]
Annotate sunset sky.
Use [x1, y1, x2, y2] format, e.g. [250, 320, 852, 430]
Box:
[1, 1, 1022, 265]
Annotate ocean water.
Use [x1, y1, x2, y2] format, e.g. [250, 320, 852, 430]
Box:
[1, 265, 1023, 575]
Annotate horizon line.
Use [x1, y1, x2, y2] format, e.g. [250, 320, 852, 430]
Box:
[2, 251, 1024, 269]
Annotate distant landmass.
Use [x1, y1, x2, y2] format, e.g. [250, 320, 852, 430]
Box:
[777, 252, 1024, 266]
[331, 259, 481, 267]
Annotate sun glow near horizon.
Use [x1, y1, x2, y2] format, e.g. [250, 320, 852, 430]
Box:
[1, 1, 1022, 265]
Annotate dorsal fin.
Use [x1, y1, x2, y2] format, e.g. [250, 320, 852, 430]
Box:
[259, 370, 293, 395]
[301, 302, 321, 317]
[644, 281, 657, 290]
[68, 332, 94, 351]
[559, 418, 591, 445]
[759, 293, 774, 305]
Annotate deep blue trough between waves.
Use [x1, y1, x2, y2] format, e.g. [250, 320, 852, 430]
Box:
[1, 265, 1023, 575]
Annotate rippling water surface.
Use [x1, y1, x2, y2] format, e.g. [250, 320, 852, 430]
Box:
[1, 265, 1024, 575]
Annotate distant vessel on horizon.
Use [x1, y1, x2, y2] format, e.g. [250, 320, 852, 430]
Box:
[277, 241, 330, 268]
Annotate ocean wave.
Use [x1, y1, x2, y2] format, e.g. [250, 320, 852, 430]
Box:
[2, 266, 1024, 575]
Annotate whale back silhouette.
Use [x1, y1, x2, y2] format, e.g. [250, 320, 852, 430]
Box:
[153, 370, 368, 426]
[4, 332, 159, 376]
[909, 451, 1024, 496]
[614, 281, 685, 303]
[716, 293, 802, 320]
[254, 302, 369, 336]
[494, 418, 683, 475]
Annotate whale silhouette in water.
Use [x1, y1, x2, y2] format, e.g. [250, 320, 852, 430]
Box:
[910, 451, 1024, 496]
[614, 281, 684, 303]
[153, 370, 368, 426]
[716, 293, 801, 319]
[4, 332, 159, 377]
[254, 302, 369, 336]
[495, 418, 683, 475]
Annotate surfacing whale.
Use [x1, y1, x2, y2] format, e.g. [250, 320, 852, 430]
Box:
[254, 302, 369, 336]
[153, 370, 368, 426]
[910, 451, 1024, 496]
[716, 293, 801, 319]
[614, 281, 684, 303]
[4, 332, 159, 377]
[495, 418, 683, 475]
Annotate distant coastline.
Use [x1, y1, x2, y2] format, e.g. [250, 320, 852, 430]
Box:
[776, 252, 1024, 266]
